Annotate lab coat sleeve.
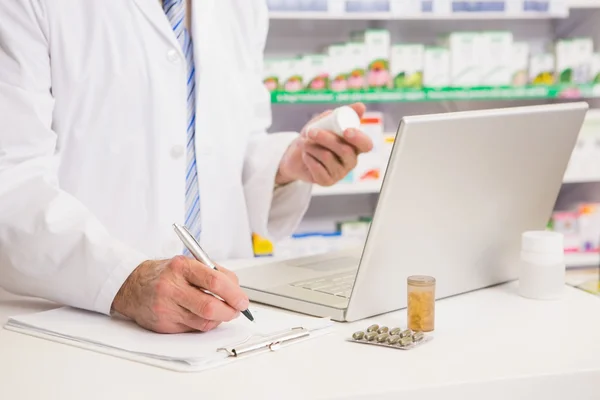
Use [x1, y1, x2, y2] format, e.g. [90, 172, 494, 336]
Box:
[0, 1, 148, 315]
[242, 4, 313, 241]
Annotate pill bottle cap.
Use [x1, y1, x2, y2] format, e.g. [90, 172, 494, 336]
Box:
[407, 275, 436, 287]
[521, 231, 564, 255]
[334, 106, 361, 132]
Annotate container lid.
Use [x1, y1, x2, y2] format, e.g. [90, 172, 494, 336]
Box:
[521, 231, 564, 255]
[407, 275, 436, 287]
[334, 106, 361, 132]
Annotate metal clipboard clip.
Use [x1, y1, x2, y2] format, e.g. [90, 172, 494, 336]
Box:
[217, 327, 310, 357]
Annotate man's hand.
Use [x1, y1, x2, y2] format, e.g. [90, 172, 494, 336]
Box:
[276, 102, 374, 187]
[111, 256, 249, 334]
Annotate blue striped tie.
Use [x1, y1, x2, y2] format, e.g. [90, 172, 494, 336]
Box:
[163, 0, 201, 250]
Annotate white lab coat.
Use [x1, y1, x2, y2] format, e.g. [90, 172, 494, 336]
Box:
[0, 0, 312, 315]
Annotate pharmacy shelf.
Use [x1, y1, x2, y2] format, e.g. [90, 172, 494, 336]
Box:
[312, 180, 382, 196]
[564, 176, 600, 184]
[268, 0, 572, 19]
[565, 252, 600, 267]
[269, 10, 567, 19]
[312, 176, 600, 196]
[568, 0, 600, 8]
[271, 84, 600, 104]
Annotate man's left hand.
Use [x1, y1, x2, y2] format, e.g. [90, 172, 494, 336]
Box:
[276, 103, 373, 187]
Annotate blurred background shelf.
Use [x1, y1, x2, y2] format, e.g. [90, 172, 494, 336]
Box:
[312, 180, 382, 196]
[312, 178, 600, 196]
[268, 11, 568, 19]
[257, 0, 600, 260]
[565, 252, 600, 267]
[311, 165, 600, 197]
[568, 0, 600, 8]
[271, 85, 600, 104]
[564, 176, 600, 184]
[267, 0, 571, 19]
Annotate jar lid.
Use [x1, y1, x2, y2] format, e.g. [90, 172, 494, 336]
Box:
[521, 231, 564, 255]
[407, 275, 436, 287]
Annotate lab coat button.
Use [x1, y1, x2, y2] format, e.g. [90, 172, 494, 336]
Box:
[167, 49, 180, 63]
[170, 145, 184, 159]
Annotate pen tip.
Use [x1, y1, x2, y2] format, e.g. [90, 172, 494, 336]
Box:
[242, 309, 254, 322]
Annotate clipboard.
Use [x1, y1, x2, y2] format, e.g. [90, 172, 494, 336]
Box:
[4, 307, 333, 373]
[218, 326, 310, 357]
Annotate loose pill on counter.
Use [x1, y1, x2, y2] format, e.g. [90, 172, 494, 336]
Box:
[367, 324, 379, 333]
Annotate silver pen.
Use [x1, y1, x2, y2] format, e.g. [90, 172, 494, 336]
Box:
[172, 223, 254, 322]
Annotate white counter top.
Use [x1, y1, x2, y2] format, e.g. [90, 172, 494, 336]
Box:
[1, 281, 599, 400]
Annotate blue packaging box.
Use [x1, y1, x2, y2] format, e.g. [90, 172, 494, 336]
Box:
[452, 1, 506, 12]
[267, 0, 329, 11]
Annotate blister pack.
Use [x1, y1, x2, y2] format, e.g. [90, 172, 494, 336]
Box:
[347, 324, 432, 350]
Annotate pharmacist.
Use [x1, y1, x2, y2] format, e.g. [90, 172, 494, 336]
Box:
[0, 1, 373, 334]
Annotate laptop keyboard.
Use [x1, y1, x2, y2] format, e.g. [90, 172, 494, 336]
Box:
[285, 256, 358, 272]
[290, 270, 356, 298]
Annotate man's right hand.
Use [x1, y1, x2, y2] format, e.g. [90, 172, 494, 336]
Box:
[111, 256, 249, 334]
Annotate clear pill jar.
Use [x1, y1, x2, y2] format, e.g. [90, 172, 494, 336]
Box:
[407, 275, 436, 332]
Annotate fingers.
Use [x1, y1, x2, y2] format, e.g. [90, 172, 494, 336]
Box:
[340, 128, 373, 154]
[216, 265, 239, 285]
[305, 129, 359, 169]
[179, 258, 250, 313]
[348, 102, 366, 118]
[305, 125, 372, 155]
[179, 308, 223, 332]
[301, 109, 333, 135]
[175, 283, 241, 323]
[302, 152, 335, 186]
[303, 144, 347, 185]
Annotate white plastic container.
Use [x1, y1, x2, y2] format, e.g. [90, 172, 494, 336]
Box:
[444, 32, 484, 87]
[304, 106, 361, 136]
[423, 47, 450, 87]
[480, 31, 513, 86]
[518, 231, 565, 300]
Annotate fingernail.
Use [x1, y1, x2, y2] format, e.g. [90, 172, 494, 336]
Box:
[236, 298, 249, 311]
[309, 129, 318, 139]
[345, 129, 356, 138]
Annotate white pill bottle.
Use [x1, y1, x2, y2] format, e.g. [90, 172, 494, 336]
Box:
[518, 231, 566, 300]
[303, 106, 361, 136]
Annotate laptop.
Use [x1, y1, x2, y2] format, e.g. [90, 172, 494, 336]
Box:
[237, 102, 589, 322]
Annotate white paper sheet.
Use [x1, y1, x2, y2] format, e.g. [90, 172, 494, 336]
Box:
[5, 305, 333, 369]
